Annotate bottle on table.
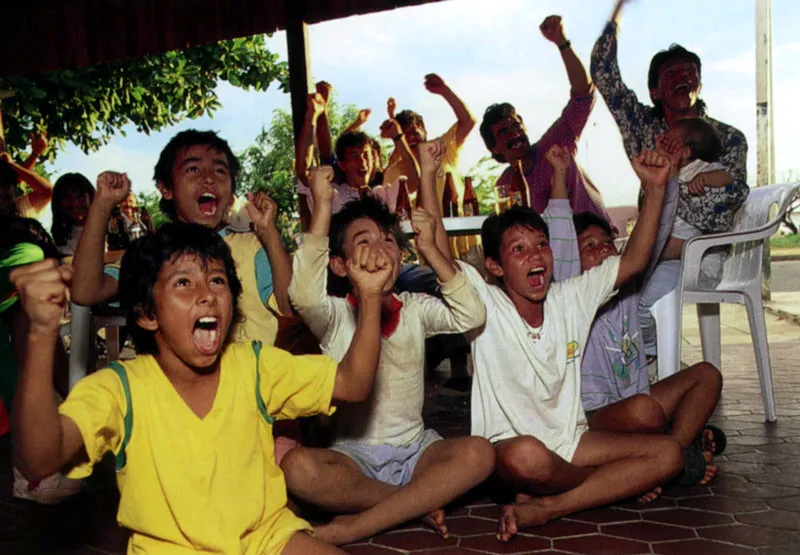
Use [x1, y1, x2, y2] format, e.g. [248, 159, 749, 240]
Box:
[442, 172, 459, 218]
[396, 176, 412, 221]
[462, 176, 480, 216]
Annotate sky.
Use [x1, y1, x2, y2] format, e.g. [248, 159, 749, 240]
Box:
[45, 0, 800, 220]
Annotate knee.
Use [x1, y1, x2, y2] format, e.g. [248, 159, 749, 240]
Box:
[496, 436, 554, 484]
[459, 437, 496, 477]
[627, 395, 667, 433]
[696, 362, 723, 395]
[280, 447, 319, 490]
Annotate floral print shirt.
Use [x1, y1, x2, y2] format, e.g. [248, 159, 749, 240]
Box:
[590, 22, 749, 233]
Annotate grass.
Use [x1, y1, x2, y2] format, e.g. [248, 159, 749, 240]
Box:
[771, 234, 800, 249]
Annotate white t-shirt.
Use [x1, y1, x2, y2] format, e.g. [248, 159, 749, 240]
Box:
[459, 257, 620, 461]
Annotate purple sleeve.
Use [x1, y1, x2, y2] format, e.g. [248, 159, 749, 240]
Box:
[535, 91, 596, 154]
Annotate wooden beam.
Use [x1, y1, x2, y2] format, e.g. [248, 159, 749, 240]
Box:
[285, 0, 313, 144]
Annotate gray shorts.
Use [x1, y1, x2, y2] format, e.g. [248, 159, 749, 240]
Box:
[330, 429, 443, 487]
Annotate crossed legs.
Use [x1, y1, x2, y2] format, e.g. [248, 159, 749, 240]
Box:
[281, 436, 494, 545]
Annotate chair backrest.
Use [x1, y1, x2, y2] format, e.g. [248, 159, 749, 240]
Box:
[722, 183, 799, 286]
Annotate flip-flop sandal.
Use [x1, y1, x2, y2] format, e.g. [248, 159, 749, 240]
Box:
[694, 425, 727, 456]
[676, 444, 709, 487]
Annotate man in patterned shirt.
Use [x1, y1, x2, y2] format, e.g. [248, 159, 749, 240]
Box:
[590, 0, 748, 233]
[590, 0, 749, 361]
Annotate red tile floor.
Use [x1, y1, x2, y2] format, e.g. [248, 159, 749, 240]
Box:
[2, 341, 800, 554]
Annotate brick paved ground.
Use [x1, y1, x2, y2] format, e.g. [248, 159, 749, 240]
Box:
[2, 339, 799, 554]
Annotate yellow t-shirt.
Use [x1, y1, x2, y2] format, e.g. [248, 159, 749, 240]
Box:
[223, 230, 280, 346]
[59, 342, 338, 554]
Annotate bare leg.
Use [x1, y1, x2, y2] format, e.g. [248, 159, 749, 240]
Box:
[649, 362, 722, 448]
[496, 432, 683, 542]
[281, 447, 396, 513]
[660, 237, 685, 261]
[314, 436, 495, 545]
[281, 531, 346, 555]
[588, 394, 667, 435]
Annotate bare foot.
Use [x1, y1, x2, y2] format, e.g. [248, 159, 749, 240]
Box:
[697, 452, 718, 485]
[313, 514, 362, 546]
[637, 486, 662, 503]
[422, 508, 449, 538]
[496, 499, 554, 542]
[699, 428, 716, 456]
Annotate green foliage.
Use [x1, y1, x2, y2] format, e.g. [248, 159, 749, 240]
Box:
[237, 96, 359, 241]
[465, 155, 504, 215]
[136, 190, 169, 229]
[0, 35, 288, 161]
[771, 233, 799, 249]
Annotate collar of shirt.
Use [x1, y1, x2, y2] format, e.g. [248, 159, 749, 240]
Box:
[346, 292, 404, 339]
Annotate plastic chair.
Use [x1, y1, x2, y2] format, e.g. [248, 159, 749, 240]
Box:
[67, 302, 126, 390]
[650, 182, 799, 422]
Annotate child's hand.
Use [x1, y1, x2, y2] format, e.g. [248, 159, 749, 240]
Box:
[632, 150, 671, 191]
[655, 134, 683, 171]
[307, 92, 326, 119]
[315, 81, 333, 108]
[246, 191, 278, 231]
[10, 260, 73, 334]
[424, 74, 449, 96]
[347, 245, 394, 298]
[309, 166, 335, 204]
[96, 171, 131, 208]
[30, 132, 48, 156]
[411, 208, 437, 250]
[355, 108, 372, 127]
[540, 15, 567, 45]
[544, 144, 571, 175]
[688, 174, 707, 196]
[387, 97, 397, 120]
[380, 119, 402, 140]
[419, 140, 445, 173]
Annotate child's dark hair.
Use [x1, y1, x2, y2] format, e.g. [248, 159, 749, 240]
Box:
[481, 206, 549, 263]
[573, 211, 614, 239]
[670, 118, 722, 163]
[334, 131, 372, 164]
[648, 44, 706, 118]
[395, 110, 426, 133]
[118, 222, 242, 355]
[327, 196, 410, 296]
[480, 103, 522, 163]
[51, 173, 95, 247]
[153, 130, 240, 221]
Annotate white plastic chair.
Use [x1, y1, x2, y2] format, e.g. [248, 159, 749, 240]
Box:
[67, 302, 126, 389]
[650, 182, 799, 422]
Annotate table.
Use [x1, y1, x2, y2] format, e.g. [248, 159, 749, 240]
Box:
[401, 216, 487, 237]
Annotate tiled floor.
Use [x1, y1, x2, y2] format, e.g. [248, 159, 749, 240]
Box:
[2, 340, 800, 554]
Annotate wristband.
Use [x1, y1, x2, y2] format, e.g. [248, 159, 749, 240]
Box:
[558, 40, 571, 51]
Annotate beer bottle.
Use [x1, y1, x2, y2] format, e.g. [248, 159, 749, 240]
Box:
[442, 172, 459, 218]
[396, 176, 412, 221]
[462, 176, 480, 216]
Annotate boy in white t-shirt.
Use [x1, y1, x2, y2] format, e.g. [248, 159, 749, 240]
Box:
[417, 142, 684, 541]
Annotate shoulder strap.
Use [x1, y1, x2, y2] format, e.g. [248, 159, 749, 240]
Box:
[252, 340, 275, 425]
[108, 361, 133, 471]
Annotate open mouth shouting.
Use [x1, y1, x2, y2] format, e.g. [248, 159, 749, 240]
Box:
[527, 266, 547, 289]
[198, 192, 219, 216]
[193, 315, 221, 356]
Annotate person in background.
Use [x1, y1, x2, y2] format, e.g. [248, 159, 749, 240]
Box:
[50, 173, 95, 258]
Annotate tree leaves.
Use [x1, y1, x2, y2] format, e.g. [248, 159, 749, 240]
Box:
[0, 34, 288, 161]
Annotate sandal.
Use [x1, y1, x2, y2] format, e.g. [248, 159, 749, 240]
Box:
[695, 424, 727, 456]
[676, 444, 709, 486]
